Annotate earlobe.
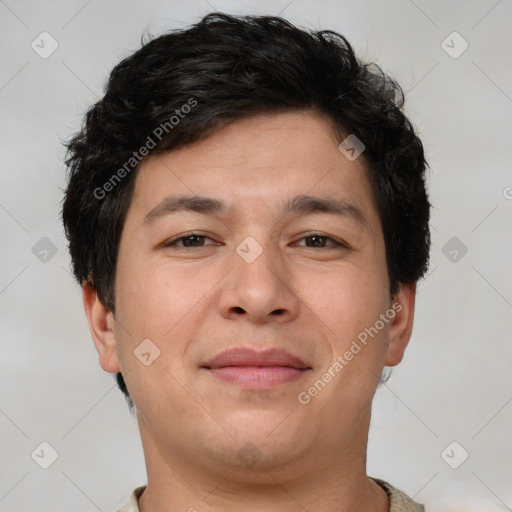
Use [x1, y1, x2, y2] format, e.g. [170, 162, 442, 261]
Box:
[82, 282, 121, 373]
[385, 282, 416, 367]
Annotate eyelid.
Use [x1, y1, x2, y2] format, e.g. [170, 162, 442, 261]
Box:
[293, 232, 349, 249]
[161, 231, 350, 249]
[162, 232, 219, 247]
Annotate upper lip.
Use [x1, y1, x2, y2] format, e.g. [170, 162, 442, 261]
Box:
[201, 348, 310, 370]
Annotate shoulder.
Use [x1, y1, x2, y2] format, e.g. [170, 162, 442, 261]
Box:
[115, 485, 146, 512]
[371, 478, 426, 512]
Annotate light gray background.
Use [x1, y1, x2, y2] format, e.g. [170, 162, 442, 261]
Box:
[1, 1, 511, 511]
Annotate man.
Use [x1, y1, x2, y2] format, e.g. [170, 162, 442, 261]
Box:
[62, 12, 430, 512]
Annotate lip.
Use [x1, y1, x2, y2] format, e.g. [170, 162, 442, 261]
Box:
[201, 348, 311, 389]
[202, 347, 309, 369]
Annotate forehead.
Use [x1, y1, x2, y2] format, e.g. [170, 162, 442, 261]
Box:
[128, 111, 380, 229]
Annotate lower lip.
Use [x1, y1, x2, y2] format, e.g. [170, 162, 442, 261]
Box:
[206, 366, 308, 389]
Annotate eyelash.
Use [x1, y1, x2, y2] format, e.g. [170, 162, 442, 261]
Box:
[164, 232, 348, 249]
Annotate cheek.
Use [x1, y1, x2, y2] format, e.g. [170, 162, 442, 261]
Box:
[115, 256, 223, 347]
[296, 263, 388, 340]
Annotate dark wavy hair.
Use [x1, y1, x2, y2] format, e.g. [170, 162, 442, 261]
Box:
[62, 12, 430, 409]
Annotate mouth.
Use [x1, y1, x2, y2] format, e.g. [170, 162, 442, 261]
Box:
[200, 348, 311, 389]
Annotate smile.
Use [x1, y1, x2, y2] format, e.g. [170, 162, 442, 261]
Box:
[205, 366, 309, 389]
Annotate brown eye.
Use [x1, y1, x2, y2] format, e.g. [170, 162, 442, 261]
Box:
[164, 233, 217, 248]
[295, 233, 347, 249]
[305, 235, 328, 247]
[177, 235, 206, 247]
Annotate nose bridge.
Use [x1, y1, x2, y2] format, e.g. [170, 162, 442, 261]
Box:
[235, 235, 283, 288]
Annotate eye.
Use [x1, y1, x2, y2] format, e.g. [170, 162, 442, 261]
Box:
[294, 233, 348, 249]
[162, 232, 347, 250]
[164, 233, 218, 248]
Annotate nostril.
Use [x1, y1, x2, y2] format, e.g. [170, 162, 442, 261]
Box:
[271, 309, 285, 315]
[233, 306, 245, 314]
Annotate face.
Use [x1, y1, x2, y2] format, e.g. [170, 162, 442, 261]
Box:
[84, 111, 415, 483]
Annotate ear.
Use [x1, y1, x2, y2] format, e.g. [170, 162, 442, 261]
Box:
[82, 282, 120, 373]
[385, 282, 416, 366]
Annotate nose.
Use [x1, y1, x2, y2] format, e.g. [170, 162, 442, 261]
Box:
[216, 239, 300, 325]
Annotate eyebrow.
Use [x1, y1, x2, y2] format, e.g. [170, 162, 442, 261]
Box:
[143, 194, 368, 227]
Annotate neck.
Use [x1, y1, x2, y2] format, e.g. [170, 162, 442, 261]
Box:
[136, 411, 389, 512]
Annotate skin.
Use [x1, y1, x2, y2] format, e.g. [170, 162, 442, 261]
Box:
[83, 111, 416, 512]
